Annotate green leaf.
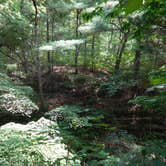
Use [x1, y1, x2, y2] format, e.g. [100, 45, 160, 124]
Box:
[124, 0, 143, 15]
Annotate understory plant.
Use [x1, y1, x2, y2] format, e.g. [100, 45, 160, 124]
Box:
[129, 66, 166, 116]
[0, 129, 51, 166]
[47, 105, 166, 165]
[46, 105, 113, 164]
[0, 73, 38, 117]
[99, 71, 138, 97]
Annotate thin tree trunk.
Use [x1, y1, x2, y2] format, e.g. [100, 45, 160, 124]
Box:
[107, 31, 113, 53]
[46, 9, 51, 73]
[32, 0, 45, 110]
[134, 39, 141, 78]
[83, 41, 87, 68]
[114, 33, 128, 71]
[51, 16, 54, 71]
[154, 39, 160, 69]
[22, 50, 29, 74]
[91, 35, 95, 72]
[75, 46, 79, 74]
[74, 9, 81, 74]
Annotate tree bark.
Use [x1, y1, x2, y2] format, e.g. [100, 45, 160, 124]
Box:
[74, 9, 81, 74]
[83, 41, 87, 69]
[74, 46, 79, 74]
[114, 33, 128, 72]
[134, 39, 141, 78]
[46, 9, 51, 73]
[91, 35, 95, 72]
[32, 0, 45, 110]
[51, 16, 55, 71]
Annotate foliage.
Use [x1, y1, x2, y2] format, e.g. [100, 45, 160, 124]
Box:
[0, 73, 38, 117]
[71, 74, 99, 87]
[149, 66, 166, 86]
[46, 105, 166, 165]
[86, 137, 166, 166]
[129, 67, 166, 115]
[46, 105, 114, 164]
[0, 73, 35, 98]
[39, 39, 85, 51]
[123, 0, 143, 15]
[46, 105, 108, 131]
[79, 16, 111, 34]
[129, 91, 166, 116]
[0, 0, 166, 165]
[104, 130, 137, 154]
[0, 117, 82, 166]
[116, 139, 166, 166]
[0, 129, 51, 166]
[0, 127, 165, 166]
[0, 51, 7, 71]
[0, 0, 30, 49]
[100, 72, 137, 97]
[6, 63, 17, 73]
[0, 93, 38, 117]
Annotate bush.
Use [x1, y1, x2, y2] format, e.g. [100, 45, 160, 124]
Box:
[0, 129, 51, 166]
[6, 63, 17, 73]
[99, 72, 137, 97]
[0, 73, 38, 117]
[46, 105, 113, 164]
[129, 91, 166, 115]
[129, 67, 166, 116]
[149, 66, 166, 86]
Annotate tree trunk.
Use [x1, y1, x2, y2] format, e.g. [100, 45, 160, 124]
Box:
[51, 16, 55, 71]
[114, 33, 128, 72]
[75, 46, 79, 74]
[134, 40, 141, 78]
[22, 50, 29, 74]
[74, 9, 81, 74]
[46, 9, 51, 73]
[32, 0, 45, 110]
[107, 31, 113, 53]
[83, 41, 87, 69]
[91, 35, 95, 72]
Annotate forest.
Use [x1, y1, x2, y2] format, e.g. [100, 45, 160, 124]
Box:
[0, 0, 166, 165]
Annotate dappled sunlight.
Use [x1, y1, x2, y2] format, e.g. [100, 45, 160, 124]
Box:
[0, 0, 165, 165]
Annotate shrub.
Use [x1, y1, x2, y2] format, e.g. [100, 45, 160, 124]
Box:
[99, 72, 137, 97]
[46, 105, 117, 164]
[0, 129, 51, 166]
[129, 91, 166, 115]
[0, 73, 38, 117]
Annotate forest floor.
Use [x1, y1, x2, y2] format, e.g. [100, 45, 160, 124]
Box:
[44, 65, 110, 109]
[41, 65, 165, 138]
[6, 65, 165, 138]
[53, 65, 110, 78]
[1, 66, 165, 165]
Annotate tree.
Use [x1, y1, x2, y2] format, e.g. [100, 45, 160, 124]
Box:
[31, 0, 45, 110]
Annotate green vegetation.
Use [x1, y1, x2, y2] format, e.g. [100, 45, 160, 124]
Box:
[100, 72, 138, 97]
[0, 129, 51, 166]
[0, 0, 165, 165]
[129, 65, 166, 115]
[0, 73, 38, 117]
